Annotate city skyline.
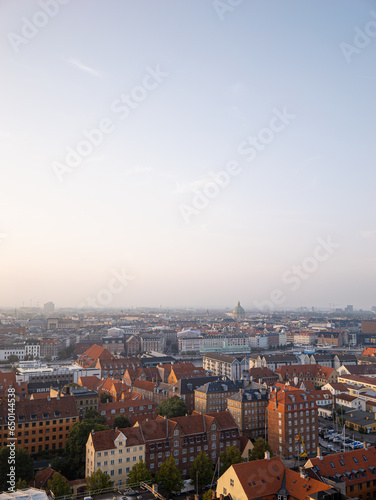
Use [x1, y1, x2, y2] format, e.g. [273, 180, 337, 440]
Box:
[1, 1, 375, 309]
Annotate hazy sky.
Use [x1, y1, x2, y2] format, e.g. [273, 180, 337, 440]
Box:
[0, 0, 375, 311]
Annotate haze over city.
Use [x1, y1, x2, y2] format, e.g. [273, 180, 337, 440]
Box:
[1, 0, 375, 310]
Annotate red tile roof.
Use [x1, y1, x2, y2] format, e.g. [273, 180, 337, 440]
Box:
[276, 364, 335, 380]
[306, 446, 376, 487]
[229, 456, 331, 500]
[362, 348, 376, 356]
[78, 375, 103, 391]
[33, 467, 56, 488]
[90, 426, 144, 451]
[77, 344, 115, 368]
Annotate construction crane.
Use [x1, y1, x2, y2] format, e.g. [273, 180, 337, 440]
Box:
[295, 431, 308, 458]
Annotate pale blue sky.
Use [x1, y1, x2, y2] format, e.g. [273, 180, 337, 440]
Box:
[0, 0, 375, 310]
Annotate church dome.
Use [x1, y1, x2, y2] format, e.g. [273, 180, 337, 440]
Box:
[232, 300, 245, 318]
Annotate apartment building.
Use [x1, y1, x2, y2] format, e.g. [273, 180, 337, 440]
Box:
[317, 330, 345, 347]
[203, 353, 248, 380]
[124, 335, 140, 356]
[102, 337, 125, 355]
[50, 387, 99, 414]
[0, 345, 26, 361]
[140, 335, 165, 353]
[276, 364, 337, 388]
[248, 367, 279, 386]
[0, 396, 78, 454]
[40, 339, 65, 360]
[306, 446, 376, 500]
[226, 388, 268, 439]
[194, 378, 239, 413]
[267, 388, 318, 459]
[136, 411, 241, 477]
[86, 427, 145, 486]
[249, 353, 299, 370]
[98, 399, 157, 426]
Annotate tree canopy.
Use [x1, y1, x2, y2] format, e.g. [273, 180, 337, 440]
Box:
[113, 414, 131, 429]
[155, 455, 184, 499]
[126, 459, 152, 486]
[156, 396, 188, 418]
[100, 392, 113, 403]
[190, 451, 214, 490]
[219, 445, 244, 475]
[47, 472, 72, 498]
[83, 409, 106, 424]
[85, 469, 113, 493]
[63, 420, 110, 478]
[248, 438, 273, 461]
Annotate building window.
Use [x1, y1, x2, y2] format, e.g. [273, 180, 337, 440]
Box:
[230, 479, 234, 487]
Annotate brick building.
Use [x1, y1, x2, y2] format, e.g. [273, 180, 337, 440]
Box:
[0, 396, 78, 455]
[98, 399, 157, 426]
[267, 388, 318, 459]
[276, 364, 337, 388]
[124, 335, 140, 356]
[40, 339, 66, 360]
[226, 388, 268, 440]
[136, 411, 241, 477]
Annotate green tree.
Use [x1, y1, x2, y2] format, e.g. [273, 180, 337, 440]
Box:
[85, 468, 113, 493]
[113, 414, 131, 429]
[155, 455, 184, 499]
[126, 459, 152, 486]
[83, 409, 106, 424]
[100, 392, 113, 403]
[47, 472, 72, 498]
[58, 350, 67, 360]
[63, 420, 110, 479]
[203, 490, 214, 500]
[156, 396, 188, 418]
[249, 438, 273, 461]
[189, 451, 214, 491]
[8, 355, 19, 363]
[15, 478, 28, 489]
[51, 457, 71, 478]
[45, 355, 52, 362]
[0, 447, 34, 491]
[219, 445, 244, 475]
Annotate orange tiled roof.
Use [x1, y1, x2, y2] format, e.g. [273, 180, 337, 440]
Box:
[276, 364, 335, 379]
[307, 446, 376, 487]
[231, 456, 331, 499]
[77, 344, 115, 368]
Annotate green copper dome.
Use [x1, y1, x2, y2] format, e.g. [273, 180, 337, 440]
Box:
[233, 300, 245, 317]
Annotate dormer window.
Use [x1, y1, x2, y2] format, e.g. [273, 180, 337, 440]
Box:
[19, 415, 25, 421]
[30, 413, 37, 420]
[54, 411, 61, 417]
[42, 413, 49, 419]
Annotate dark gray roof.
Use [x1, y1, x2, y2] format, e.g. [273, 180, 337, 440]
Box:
[204, 353, 246, 363]
[227, 389, 268, 403]
[195, 378, 239, 394]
